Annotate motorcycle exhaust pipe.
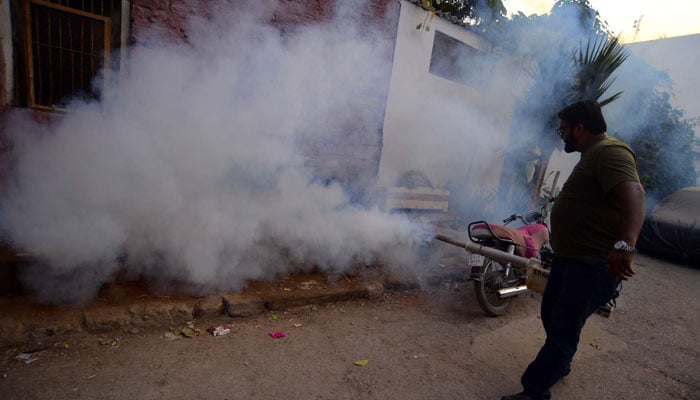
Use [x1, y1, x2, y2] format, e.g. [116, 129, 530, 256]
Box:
[497, 285, 528, 298]
[435, 233, 541, 269]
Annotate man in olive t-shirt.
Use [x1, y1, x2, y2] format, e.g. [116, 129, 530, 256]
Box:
[550, 137, 641, 262]
[502, 101, 646, 400]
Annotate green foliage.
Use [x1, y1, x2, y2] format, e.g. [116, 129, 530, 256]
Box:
[623, 92, 697, 202]
[415, 0, 506, 25]
[419, 0, 697, 210]
[494, 0, 626, 208]
[505, 34, 628, 196]
[417, 0, 474, 17]
[570, 35, 627, 106]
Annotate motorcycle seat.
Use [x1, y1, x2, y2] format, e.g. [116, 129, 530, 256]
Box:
[470, 223, 547, 258]
[470, 223, 517, 242]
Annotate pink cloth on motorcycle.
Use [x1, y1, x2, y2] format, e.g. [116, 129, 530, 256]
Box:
[516, 224, 549, 258]
[472, 223, 549, 258]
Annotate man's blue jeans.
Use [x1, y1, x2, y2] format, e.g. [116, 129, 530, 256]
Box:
[520, 256, 617, 399]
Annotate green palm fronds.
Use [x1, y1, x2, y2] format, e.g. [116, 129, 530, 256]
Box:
[569, 35, 628, 105]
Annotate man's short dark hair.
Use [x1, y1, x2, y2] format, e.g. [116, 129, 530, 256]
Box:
[558, 100, 607, 134]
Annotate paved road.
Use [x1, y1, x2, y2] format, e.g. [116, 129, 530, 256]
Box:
[0, 254, 697, 399]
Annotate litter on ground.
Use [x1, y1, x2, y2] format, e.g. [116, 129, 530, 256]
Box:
[170, 321, 204, 338]
[208, 326, 232, 336]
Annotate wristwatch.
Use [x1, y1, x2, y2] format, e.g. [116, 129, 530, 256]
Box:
[613, 240, 637, 254]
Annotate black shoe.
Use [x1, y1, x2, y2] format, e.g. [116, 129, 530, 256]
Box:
[501, 392, 534, 400]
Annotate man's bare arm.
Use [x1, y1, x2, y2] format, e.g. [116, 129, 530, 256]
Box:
[608, 181, 646, 281]
[614, 181, 646, 246]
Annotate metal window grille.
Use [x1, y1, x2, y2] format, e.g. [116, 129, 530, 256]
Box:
[429, 30, 495, 89]
[23, 0, 114, 111]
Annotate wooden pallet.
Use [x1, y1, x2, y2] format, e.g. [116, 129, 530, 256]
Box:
[379, 187, 450, 211]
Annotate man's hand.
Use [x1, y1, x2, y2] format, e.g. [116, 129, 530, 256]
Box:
[608, 250, 635, 281]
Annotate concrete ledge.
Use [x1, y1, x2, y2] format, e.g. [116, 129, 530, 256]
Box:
[265, 285, 367, 311]
[128, 301, 195, 327]
[0, 262, 465, 346]
[0, 318, 27, 347]
[0, 304, 84, 346]
[83, 307, 133, 333]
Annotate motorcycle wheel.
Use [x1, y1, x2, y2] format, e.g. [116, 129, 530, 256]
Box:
[474, 258, 515, 316]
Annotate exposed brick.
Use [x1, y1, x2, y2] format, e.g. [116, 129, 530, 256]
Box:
[136, 0, 172, 10]
[128, 0, 398, 189]
[0, 42, 6, 109]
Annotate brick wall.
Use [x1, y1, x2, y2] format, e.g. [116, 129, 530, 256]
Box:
[0, 1, 400, 200]
[131, 0, 210, 40]
[0, 47, 6, 111]
[0, 38, 10, 173]
[130, 0, 399, 200]
[130, 0, 338, 41]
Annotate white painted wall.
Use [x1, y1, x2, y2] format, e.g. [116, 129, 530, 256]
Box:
[377, 1, 524, 201]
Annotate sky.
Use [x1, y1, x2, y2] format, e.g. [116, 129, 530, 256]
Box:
[504, 0, 700, 43]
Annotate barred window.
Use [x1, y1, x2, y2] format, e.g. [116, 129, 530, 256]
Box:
[16, 0, 122, 111]
[429, 30, 494, 88]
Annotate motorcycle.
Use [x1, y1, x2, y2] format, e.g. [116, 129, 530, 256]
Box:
[466, 201, 554, 316]
[436, 197, 620, 318]
[436, 199, 554, 317]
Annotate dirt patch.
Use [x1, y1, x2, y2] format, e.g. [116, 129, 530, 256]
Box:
[470, 313, 629, 381]
[0, 255, 697, 400]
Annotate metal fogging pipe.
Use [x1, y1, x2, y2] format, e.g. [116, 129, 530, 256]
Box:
[434, 233, 541, 269]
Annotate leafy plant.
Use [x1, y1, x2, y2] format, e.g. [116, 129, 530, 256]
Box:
[624, 91, 697, 204]
[494, 1, 629, 209]
[415, 0, 506, 31]
[569, 35, 627, 106]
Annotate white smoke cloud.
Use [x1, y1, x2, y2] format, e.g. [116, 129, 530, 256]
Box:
[0, 2, 430, 303]
[3, 1, 686, 304]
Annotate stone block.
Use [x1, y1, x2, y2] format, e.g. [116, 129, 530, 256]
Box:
[0, 318, 27, 347]
[222, 294, 266, 318]
[83, 307, 133, 332]
[193, 295, 225, 318]
[128, 301, 194, 326]
[364, 281, 384, 300]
